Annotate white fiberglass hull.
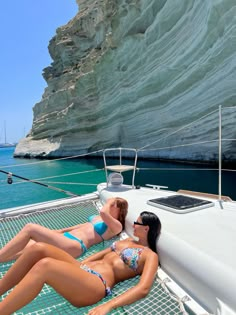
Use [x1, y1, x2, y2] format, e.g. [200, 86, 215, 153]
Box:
[97, 183, 236, 315]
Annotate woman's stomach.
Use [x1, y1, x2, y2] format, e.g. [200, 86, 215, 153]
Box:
[85, 254, 136, 286]
[68, 223, 102, 247]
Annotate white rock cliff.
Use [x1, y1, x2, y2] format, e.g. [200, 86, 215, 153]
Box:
[14, 0, 236, 163]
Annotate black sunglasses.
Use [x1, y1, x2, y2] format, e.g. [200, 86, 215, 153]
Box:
[134, 221, 145, 226]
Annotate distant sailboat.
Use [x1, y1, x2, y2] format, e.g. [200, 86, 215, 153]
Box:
[0, 121, 16, 148]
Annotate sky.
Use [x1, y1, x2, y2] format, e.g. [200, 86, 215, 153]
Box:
[0, 1, 78, 143]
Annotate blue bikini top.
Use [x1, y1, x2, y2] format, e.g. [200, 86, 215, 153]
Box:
[88, 215, 108, 236]
[111, 241, 144, 271]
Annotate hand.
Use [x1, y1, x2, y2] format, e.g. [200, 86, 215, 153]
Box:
[100, 198, 117, 216]
[107, 198, 117, 208]
[87, 303, 113, 315]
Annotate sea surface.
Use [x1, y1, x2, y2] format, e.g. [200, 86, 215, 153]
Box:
[0, 147, 235, 210]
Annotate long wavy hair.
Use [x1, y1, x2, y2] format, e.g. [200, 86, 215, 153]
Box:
[140, 211, 161, 253]
[116, 197, 128, 230]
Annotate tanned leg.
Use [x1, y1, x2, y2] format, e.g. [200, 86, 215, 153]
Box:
[0, 244, 105, 315]
[0, 223, 83, 262]
[0, 242, 79, 295]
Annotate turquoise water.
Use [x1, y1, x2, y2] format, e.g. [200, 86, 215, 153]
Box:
[0, 147, 106, 210]
[0, 147, 235, 210]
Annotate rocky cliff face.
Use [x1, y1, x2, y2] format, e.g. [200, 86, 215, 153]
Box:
[15, 0, 236, 163]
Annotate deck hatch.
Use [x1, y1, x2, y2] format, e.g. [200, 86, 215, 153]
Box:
[147, 194, 214, 213]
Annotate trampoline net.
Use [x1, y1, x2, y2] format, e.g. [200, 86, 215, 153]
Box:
[0, 199, 189, 315]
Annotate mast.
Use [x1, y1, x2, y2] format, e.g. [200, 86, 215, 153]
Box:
[4, 120, 7, 144]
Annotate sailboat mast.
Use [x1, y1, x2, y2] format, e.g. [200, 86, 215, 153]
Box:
[4, 120, 7, 144]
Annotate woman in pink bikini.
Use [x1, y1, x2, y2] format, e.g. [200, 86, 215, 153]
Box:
[0, 211, 161, 315]
[0, 197, 128, 262]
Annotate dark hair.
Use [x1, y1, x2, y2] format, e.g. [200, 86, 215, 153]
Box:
[140, 211, 161, 253]
[116, 197, 128, 230]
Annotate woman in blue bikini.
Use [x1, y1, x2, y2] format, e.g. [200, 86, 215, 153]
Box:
[0, 211, 161, 315]
[0, 197, 128, 262]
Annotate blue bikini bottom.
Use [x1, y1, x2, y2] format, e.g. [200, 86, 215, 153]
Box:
[63, 232, 87, 254]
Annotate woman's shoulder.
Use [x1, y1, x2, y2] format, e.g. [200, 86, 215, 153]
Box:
[142, 248, 159, 265]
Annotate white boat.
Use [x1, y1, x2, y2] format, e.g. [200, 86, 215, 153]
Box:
[0, 149, 235, 315]
[0, 121, 16, 148]
[0, 143, 16, 148]
[0, 107, 235, 315]
[97, 179, 236, 315]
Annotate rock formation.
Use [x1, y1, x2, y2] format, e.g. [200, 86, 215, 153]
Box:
[14, 0, 236, 163]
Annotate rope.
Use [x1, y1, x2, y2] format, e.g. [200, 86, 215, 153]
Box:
[0, 169, 79, 197]
[221, 138, 236, 141]
[40, 181, 98, 186]
[137, 167, 236, 172]
[0, 168, 104, 186]
[27, 168, 104, 182]
[0, 168, 105, 190]
[1, 105, 236, 193]
[140, 140, 218, 152]
[39, 168, 104, 180]
[0, 181, 99, 187]
[139, 138, 236, 152]
[0, 149, 104, 169]
[224, 106, 236, 110]
[138, 167, 218, 171]
[158, 277, 189, 315]
[138, 106, 236, 151]
[137, 108, 219, 151]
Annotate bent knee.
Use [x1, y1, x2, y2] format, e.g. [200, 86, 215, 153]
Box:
[29, 242, 49, 256]
[36, 257, 53, 268]
[33, 257, 55, 273]
[23, 223, 40, 233]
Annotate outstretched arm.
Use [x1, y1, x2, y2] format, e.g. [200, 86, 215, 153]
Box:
[88, 250, 159, 315]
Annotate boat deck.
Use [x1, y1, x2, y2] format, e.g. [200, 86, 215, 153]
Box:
[98, 183, 236, 315]
[0, 196, 189, 315]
